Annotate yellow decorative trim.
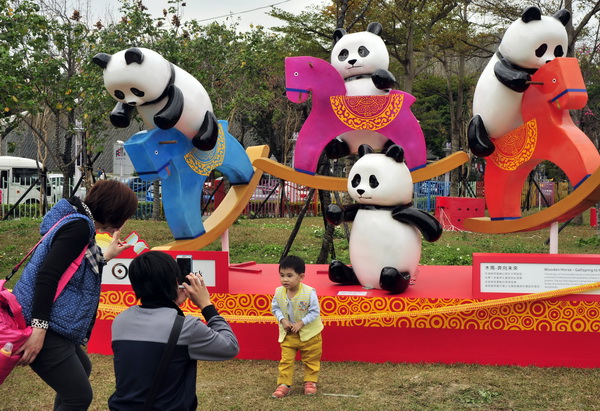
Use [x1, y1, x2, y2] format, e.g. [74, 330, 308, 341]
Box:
[98, 281, 600, 332]
[489, 118, 537, 171]
[183, 123, 226, 176]
[330, 94, 404, 130]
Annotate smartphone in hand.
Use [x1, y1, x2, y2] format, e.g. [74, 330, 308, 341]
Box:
[176, 255, 193, 285]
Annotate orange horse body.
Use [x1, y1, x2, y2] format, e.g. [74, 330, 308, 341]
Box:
[483, 57, 600, 220]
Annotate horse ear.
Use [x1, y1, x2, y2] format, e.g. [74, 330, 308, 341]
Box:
[333, 28, 346, 44]
[125, 47, 144, 65]
[385, 145, 405, 163]
[553, 9, 570, 26]
[92, 53, 111, 69]
[521, 6, 542, 23]
[367, 22, 383, 36]
[358, 144, 373, 158]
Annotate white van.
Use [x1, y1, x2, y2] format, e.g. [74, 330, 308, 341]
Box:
[0, 156, 53, 205]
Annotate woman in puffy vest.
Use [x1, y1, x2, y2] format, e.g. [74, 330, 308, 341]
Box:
[13, 179, 137, 410]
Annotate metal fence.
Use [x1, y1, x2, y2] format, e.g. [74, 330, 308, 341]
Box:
[0, 174, 572, 221]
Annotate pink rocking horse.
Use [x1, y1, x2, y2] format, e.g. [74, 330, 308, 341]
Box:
[285, 56, 427, 175]
[483, 57, 600, 220]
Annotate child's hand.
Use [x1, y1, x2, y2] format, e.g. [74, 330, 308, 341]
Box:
[281, 319, 292, 331]
[290, 321, 304, 333]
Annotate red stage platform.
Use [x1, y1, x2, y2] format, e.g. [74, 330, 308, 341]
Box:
[89, 257, 600, 368]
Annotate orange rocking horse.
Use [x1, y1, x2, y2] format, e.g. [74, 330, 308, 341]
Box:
[482, 57, 600, 221]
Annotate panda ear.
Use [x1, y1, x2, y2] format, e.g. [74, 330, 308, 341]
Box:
[125, 47, 144, 65]
[333, 28, 346, 45]
[366, 22, 383, 36]
[92, 53, 111, 69]
[358, 144, 373, 158]
[385, 145, 405, 163]
[553, 9, 570, 27]
[521, 6, 542, 23]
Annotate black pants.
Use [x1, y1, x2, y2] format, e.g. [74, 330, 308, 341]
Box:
[30, 331, 93, 410]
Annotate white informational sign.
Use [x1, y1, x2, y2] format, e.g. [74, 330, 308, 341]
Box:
[102, 257, 217, 288]
[113, 143, 135, 178]
[479, 263, 600, 295]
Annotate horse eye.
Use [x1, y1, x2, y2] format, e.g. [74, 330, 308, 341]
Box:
[535, 44, 548, 58]
[351, 174, 361, 188]
[294, 72, 299, 76]
[154, 150, 159, 155]
[554, 45, 564, 57]
[114, 90, 125, 99]
[131, 87, 145, 97]
[338, 49, 349, 62]
[369, 175, 379, 188]
[358, 46, 370, 57]
[552, 78, 557, 83]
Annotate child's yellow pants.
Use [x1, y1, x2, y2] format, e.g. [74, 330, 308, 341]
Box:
[277, 332, 322, 386]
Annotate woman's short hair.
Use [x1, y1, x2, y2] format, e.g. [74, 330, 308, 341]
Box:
[84, 180, 138, 228]
[128, 251, 179, 302]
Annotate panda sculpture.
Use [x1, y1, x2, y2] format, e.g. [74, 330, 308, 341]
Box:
[326, 22, 399, 159]
[330, 22, 396, 96]
[326, 144, 442, 294]
[93, 47, 219, 151]
[468, 6, 570, 157]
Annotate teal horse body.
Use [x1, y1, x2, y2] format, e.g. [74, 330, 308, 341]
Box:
[124, 120, 253, 239]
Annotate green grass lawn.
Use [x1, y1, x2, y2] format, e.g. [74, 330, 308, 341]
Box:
[1, 215, 600, 409]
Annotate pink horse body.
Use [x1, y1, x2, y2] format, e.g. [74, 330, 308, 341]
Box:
[285, 56, 427, 175]
[484, 57, 600, 220]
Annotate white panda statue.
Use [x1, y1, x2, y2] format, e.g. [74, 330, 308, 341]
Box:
[468, 6, 570, 156]
[325, 144, 442, 294]
[331, 22, 396, 96]
[93, 47, 219, 151]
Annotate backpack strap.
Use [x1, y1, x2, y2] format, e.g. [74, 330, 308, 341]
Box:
[5, 215, 85, 282]
[143, 314, 185, 411]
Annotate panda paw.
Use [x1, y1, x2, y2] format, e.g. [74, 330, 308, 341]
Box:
[192, 111, 219, 151]
[325, 204, 344, 226]
[379, 267, 411, 294]
[371, 68, 396, 90]
[329, 260, 360, 285]
[468, 115, 495, 157]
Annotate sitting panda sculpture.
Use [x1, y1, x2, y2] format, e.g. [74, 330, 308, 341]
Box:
[326, 144, 442, 294]
[331, 22, 396, 97]
[326, 22, 399, 159]
[468, 6, 570, 157]
[93, 47, 219, 151]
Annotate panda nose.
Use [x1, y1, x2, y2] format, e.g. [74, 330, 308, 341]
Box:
[357, 189, 365, 195]
[348, 59, 357, 66]
[128, 101, 137, 106]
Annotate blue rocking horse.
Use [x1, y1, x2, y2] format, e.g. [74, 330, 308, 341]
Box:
[124, 120, 254, 239]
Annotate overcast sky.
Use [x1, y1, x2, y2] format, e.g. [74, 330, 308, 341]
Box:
[90, 0, 326, 31]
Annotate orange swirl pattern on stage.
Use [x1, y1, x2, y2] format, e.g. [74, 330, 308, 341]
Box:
[97, 291, 600, 332]
[489, 118, 537, 171]
[330, 94, 403, 130]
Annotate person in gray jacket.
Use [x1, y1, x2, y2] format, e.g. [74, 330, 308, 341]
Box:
[108, 251, 239, 410]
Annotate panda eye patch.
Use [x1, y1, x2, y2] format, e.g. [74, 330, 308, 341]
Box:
[369, 175, 379, 188]
[338, 49, 349, 62]
[358, 46, 370, 58]
[351, 174, 361, 188]
[554, 45, 564, 57]
[131, 88, 145, 97]
[535, 44, 548, 58]
[114, 90, 125, 100]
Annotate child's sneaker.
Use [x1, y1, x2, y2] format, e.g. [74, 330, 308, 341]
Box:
[304, 381, 317, 395]
[272, 384, 291, 399]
